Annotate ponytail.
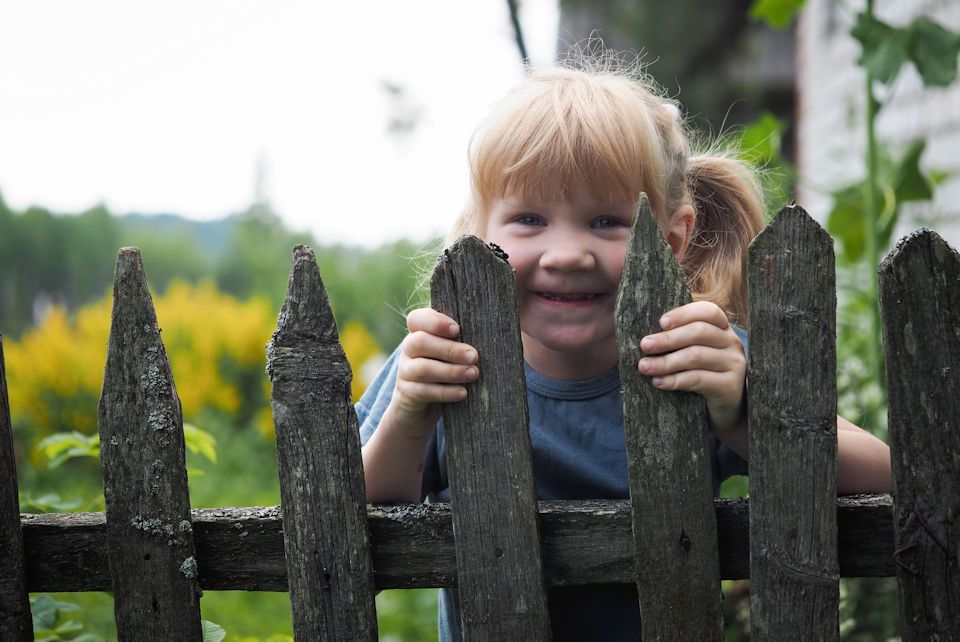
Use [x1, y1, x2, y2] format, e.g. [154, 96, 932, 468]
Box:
[682, 155, 766, 327]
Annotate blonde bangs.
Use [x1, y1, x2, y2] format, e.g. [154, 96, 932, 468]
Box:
[468, 68, 669, 222]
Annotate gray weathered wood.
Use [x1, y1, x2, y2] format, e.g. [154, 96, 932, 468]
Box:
[614, 195, 724, 641]
[97, 247, 202, 641]
[19, 496, 895, 592]
[431, 235, 552, 640]
[747, 203, 839, 640]
[0, 337, 33, 641]
[266, 244, 378, 641]
[878, 229, 960, 640]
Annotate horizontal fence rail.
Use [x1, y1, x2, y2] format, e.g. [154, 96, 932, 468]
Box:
[1, 202, 958, 640]
[19, 496, 895, 592]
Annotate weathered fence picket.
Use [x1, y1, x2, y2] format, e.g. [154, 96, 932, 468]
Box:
[96, 247, 203, 640]
[266, 245, 378, 640]
[3, 215, 959, 641]
[879, 230, 960, 639]
[747, 204, 840, 639]
[0, 336, 33, 641]
[431, 235, 552, 640]
[615, 195, 723, 640]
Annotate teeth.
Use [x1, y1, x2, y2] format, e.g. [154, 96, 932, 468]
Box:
[541, 293, 599, 301]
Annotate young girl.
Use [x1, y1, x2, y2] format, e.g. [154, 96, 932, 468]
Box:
[357, 59, 892, 640]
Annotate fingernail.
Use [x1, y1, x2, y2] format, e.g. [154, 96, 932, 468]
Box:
[652, 377, 664, 387]
[638, 359, 651, 373]
[449, 324, 460, 336]
[466, 366, 478, 380]
[464, 349, 477, 363]
[660, 315, 671, 329]
[640, 338, 654, 352]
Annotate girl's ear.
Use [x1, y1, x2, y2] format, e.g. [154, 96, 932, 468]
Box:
[665, 204, 696, 260]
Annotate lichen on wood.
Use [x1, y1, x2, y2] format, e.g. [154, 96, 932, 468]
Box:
[266, 244, 378, 641]
[97, 247, 202, 641]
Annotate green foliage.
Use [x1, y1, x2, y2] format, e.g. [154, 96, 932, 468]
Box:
[30, 594, 107, 642]
[34, 431, 100, 469]
[19, 492, 85, 514]
[851, 13, 960, 87]
[720, 474, 749, 499]
[201, 619, 227, 642]
[376, 590, 440, 641]
[734, 110, 795, 212]
[749, 0, 805, 30]
[827, 140, 933, 266]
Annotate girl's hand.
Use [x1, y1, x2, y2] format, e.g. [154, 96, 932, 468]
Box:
[389, 307, 480, 436]
[637, 301, 747, 450]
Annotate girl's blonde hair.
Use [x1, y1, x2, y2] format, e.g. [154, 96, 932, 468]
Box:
[449, 60, 765, 326]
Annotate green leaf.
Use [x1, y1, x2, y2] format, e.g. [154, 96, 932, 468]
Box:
[184, 423, 218, 464]
[851, 12, 911, 84]
[19, 492, 84, 513]
[891, 140, 932, 203]
[907, 16, 960, 87]
[50, 619, 83, 634]
[30, 595, 58, 631]
[826, 184, 867, 264]
[34, 431, 100, 468]
[737, 111, 786, 165]
[749, 0, 805, 29]
[202, 619, 227, 642]
[720, 475, 749, 498]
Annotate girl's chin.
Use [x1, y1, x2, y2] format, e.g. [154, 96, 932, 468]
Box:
[520, 331, 618, 364]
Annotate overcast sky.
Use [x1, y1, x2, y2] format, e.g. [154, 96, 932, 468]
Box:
[0, 1, 559, 247]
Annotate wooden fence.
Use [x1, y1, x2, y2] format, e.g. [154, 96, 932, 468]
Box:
[1, 200, 958, 640]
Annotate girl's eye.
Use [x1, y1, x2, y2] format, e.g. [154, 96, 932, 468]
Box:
[592, 216, 625, 229]
[516, 214, 544, 226]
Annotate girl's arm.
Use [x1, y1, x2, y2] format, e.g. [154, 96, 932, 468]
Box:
[836, 417, 891, 493]
[637, 301, 893, 494]
[362, 308, 479, 503]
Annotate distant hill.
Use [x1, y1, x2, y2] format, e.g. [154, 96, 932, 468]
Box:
[118, 212, 237, 257]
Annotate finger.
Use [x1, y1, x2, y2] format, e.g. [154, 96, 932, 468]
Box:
[402, 331, 478, 366]
[406, 307, 462, 338]
[395, 378, 469, 405]
[658, 301, 729, 331]
[398, 354, 479, 386]
[639, 344, 744, 377]
[649, 369, 742, 398]
[640, 322, 738, 354]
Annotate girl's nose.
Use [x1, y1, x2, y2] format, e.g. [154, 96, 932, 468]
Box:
[539, 242, 596, 272]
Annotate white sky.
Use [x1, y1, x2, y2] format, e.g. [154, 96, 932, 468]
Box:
[0, 1, 559, 247]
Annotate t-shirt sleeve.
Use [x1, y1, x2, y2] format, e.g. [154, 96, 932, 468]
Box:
[355, 345, 402, 446]
[354, 345, 446, 500]
[712, 324, 750, 485]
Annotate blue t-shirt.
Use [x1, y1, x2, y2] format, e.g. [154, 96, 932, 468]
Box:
[356, 329, 748, 640]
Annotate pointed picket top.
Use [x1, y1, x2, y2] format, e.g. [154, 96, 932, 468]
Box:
[267, 244, 347, 371]
[747, 202, 839, 640]
[266, 244, 378, 641]
[615, 194, 723, 641]
[97, 247, 202, 641]
[431, 235, 552, 640]
[879, 229, 960, 639]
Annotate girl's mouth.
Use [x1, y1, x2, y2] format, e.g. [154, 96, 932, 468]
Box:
[536, 292, 602, 302]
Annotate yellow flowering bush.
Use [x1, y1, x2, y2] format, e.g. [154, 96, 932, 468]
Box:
[340, 320, 382, 403]
[5, 280, 383, 447]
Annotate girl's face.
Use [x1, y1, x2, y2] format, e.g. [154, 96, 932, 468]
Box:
[482, 183, 635, 380]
